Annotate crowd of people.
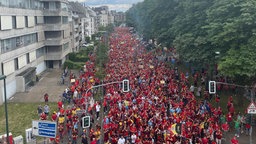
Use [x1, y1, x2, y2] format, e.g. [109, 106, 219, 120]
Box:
[36, 27, 252, 144]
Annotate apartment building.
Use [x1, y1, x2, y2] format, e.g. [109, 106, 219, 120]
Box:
[84, 6, 97, 39]
[93, 6, 114, 27]
[0, 0, 71, 104]
[69, 2, 83, 52]
[111, 11, 126, 24]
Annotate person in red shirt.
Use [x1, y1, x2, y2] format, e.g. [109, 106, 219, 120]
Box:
[202, 136, 208, 144]
[226, 112, 232, 129]
[229, 103, 235, 116]
[135, 136, 142, 144]
[55, 135, 60, 144]
[58, 123, 64, 140]
[90, 138, 97, 144]
[245, 123, 251, 136]
[72, 130, 78, 144]
[66, 120, 73, 138]
[51, 111, 57, 121]
[215, 129, 222, 144]
[44, 93, 49, 104]
[103, 99, 107, 113]
[40, 112, 47, 120]
[57, 99, 63, 110]
[231, 136, 239, 144]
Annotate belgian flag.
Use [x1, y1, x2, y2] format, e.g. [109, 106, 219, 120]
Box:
[171, 123, 182, 135]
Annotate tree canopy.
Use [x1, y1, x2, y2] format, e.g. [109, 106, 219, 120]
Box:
[126, 0, 256, 81]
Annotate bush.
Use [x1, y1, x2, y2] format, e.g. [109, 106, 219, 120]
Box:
[68, 52, 89, 62]
[64, 60, 84, 70]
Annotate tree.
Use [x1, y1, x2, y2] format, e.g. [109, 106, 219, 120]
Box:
[126, 0, 256, 82]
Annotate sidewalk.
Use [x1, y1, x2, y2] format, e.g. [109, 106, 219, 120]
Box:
[9, 69, 69, 103]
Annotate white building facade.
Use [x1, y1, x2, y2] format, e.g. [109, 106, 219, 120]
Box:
[0, 0, 71, 104]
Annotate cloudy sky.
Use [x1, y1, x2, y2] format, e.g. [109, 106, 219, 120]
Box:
[69, 0, 143, 12]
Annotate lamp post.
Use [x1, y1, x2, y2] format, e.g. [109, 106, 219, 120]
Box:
[0, 75, 9, 144]
[84, 80, 129, 143]
[212, 51, 220, 79]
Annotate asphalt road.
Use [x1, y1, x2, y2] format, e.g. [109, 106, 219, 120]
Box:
[9, 68, 255, 144]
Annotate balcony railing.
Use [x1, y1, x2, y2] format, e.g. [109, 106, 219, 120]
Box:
[43, 9, 68, 16]
[45, 53, 62, 60]
[44, 24, 69, 31]
[45, 38, 62, 45]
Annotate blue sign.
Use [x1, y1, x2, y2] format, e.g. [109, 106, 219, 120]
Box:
[32, 120, 57, 138]
[38, 129, 56, 138]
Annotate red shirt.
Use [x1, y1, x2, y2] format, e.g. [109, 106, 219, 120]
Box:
[229, 106, 235, 113]
[226, 113, 232, 122]
[202, 137, 208, 144]
[231, 137, 239, 144]
[66, 122, 72, 130]
[58, 101, 63, 109]
[90, 140, 97, 144]
[40, 113, 47, 120]
[222, 123, 229, 131]
[216, 131, 222, 139]
[44, 95, 49, 101]
[246, 123, 251, 129]
[51, 113, 57, 121]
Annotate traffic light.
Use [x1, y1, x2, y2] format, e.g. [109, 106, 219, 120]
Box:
[175, 123, 182, 135]
[122, 79, 130, 92]
[82, 116, 90, 128]
[208, 81, 216, 94]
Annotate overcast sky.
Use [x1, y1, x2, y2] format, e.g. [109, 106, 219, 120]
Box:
[68, 0, 143, 12]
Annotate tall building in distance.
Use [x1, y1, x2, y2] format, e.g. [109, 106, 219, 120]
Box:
[69, 1, 85, 52]
[111, 11, 126, 25]
[93, 6, 114, 27]
[83, 6, 97, 39]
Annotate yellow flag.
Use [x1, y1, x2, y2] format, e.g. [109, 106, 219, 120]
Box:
[171, 123, 177, 135]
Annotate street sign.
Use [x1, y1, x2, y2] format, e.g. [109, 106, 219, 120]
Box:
[32, 120, 57, 138]
[247, 102, 256, 114]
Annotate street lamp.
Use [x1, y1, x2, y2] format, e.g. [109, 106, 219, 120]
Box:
[0, 75, 9, 144]
[84, 80, 129, 143]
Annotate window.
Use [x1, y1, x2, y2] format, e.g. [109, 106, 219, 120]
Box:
[62, 16, 68, 24]
[63, 42, 69, 51]
[14, 58, 19, 70]
[1, 33, 37, 53]
[36, 16, 44, 24]
[36, 47, 45, 58]
[26, 53, 30, 63]
[12, 16, 16, 29]
[16, 36, 23, 47]
[25, 16, 28, 27]
[34, 16, 37, 25]
[49, 2, 56, 10]
[61, 3, 68, 11]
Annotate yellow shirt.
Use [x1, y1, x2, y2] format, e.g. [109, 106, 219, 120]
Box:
[58, 116, 65, 124]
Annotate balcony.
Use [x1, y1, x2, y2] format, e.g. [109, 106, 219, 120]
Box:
[45, 53, 62, 60]
[74, 33, 79, 38]
[43, 9, 68, 16]
[74, 24, 79, 29]
[44, 24, 69, 31]
[45, 38, 62, 45]
[45, 38, 70, 46]
[75, 41, 80, 47]
[72, 14, 79, 19]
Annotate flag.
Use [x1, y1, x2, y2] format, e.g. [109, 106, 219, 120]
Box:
[171, 123, 177, 135]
